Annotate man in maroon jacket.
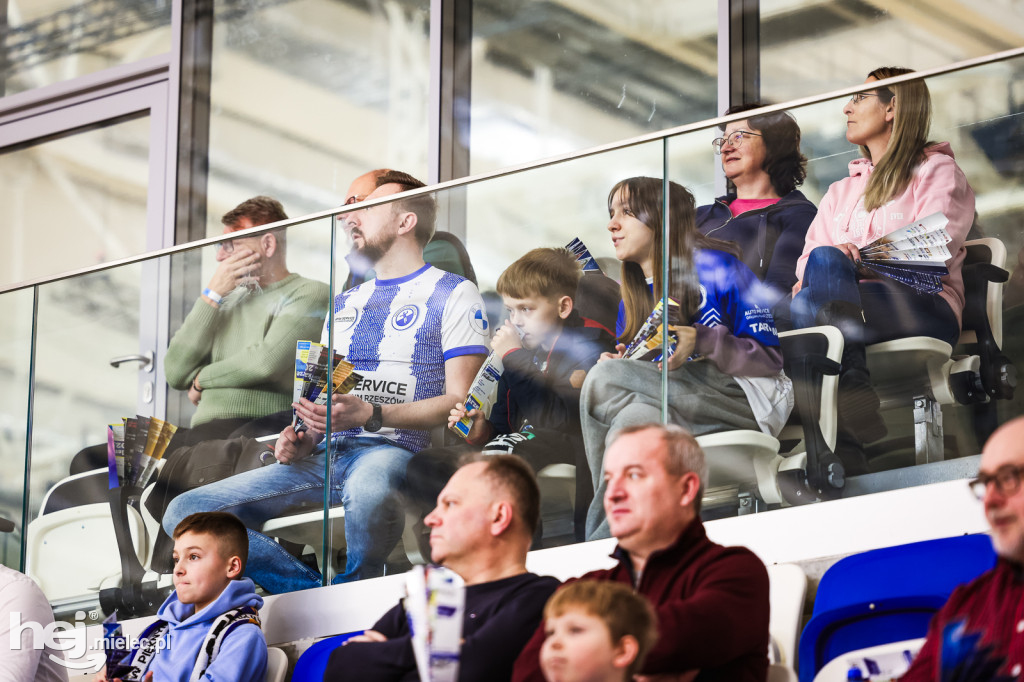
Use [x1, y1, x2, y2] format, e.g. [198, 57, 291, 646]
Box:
[512, 423, 769, 682]
[900, 416, 1024, 681]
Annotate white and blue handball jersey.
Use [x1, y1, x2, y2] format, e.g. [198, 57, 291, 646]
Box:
[321, 264, 490, 452]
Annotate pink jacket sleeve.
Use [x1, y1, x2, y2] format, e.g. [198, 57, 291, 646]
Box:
[794, 185, 837, 284]
[908, 154, 975, 263]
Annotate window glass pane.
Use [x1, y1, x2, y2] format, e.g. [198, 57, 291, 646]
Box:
[206, 0, 431, 236]
[2, 0, 172, 97]
[760, 0, 1024, 103]
[0, 288, 32, 569]
[470, 0, 718, 173]
[0, 115, 152, 289]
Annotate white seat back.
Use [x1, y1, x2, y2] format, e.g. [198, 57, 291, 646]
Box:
[265, 646, 289, 682]
[767, 563, 807, 674]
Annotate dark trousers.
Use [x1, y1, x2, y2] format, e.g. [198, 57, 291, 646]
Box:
[787, 246, 960, 346]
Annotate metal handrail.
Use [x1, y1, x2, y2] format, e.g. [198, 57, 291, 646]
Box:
[2, 44, 1022, 296]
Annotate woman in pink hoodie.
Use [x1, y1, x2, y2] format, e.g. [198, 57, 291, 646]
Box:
[788, 66, 975, 473]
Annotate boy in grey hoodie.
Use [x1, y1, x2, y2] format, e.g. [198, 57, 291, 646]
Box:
[97, 512, 267, 682]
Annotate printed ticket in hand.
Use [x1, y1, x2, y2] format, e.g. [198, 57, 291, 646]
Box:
[622, 298, 682, 362]
[291, 340, 364, 433]
[404, 565, 465, 682]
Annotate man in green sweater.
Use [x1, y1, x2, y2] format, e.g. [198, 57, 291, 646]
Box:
[163, 196, 330, 441]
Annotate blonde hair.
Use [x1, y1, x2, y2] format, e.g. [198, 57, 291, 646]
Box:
[860, 67, 934, 212]
[544, 581, 658, 679]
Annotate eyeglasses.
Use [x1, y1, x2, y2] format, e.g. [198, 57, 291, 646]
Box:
[712, 130, 762, 154]
[345, 194, 366, 205]
[968, 464, 1024, 500]
[217, 239, 236, 254]
[848, 92, 880, 105]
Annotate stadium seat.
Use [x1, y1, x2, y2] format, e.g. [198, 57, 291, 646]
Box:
[700, 325, 844, 512]
[866, 238, 1016, 464]
[26, 495, 149, 617]
[291, 631, 360, 681]
[768, 563, 807, 682]
[265, 646, 289, 682]
[797, 534, 997, 681]
[261, 505, 425, 573]
[813, 638, 924, 681]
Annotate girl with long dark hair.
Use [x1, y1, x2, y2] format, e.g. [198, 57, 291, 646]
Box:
[580, 177, 793, 539]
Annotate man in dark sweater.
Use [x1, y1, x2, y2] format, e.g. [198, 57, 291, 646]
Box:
[325, 455, 560, 681]
[513, 423, 770, 682]
[901, 416, 1024, 681]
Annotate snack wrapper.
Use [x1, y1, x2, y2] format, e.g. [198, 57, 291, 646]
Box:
[450, 325, 523, 439]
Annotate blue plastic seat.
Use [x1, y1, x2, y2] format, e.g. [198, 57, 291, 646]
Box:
[291, 631, 360, 682]
[797, 534, 996, 681]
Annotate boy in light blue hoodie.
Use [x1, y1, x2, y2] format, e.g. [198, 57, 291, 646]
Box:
[97, 512, 267, 682]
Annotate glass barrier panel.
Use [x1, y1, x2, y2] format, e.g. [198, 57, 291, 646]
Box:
[7, 51, 1023, 617]
[457, 141, 667, 545]
[759, 0, 1024, 104]
[1, 1, 172, 97]
[470, 0, 718, 173]
[664, 56, 1024, 516]
[18, 213, 335, 615]
[0, 287, 34, 569]
[0, 114, 152, 289]
[205, 0, 431, 237]
[157, 216, 336, 600]
[26, 261, 151, 618]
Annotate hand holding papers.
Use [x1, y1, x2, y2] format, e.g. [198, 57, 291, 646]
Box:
[291, 341, 363, 434]
[857, 213, 953, 294]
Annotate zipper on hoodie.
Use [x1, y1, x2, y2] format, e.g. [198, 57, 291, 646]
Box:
[701, 199, 783, 270]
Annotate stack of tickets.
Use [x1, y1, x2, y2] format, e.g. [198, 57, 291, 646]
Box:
[292, 341, 363, 433]
[857, 212, 952, 294]
[106, 416, 177, 490]
[404, 565, 465, 682]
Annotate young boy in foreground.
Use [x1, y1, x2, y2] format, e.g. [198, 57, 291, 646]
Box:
[407, 247, 614, 540]
[97, 512, 267, 682]
[540, 581, 657, 682]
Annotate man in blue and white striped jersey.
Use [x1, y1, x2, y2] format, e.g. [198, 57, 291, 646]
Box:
[164, 171, 489, 592]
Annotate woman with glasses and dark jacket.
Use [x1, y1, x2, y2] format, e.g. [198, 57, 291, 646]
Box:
[698, 105, 817, 306]
[785, 66, 975, 473]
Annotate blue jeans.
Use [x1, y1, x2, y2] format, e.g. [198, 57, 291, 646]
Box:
[791, 246, 959, 346]
[163, 436, 412, 593]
